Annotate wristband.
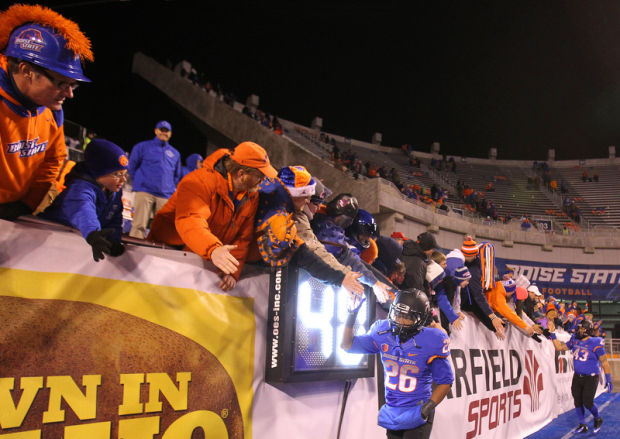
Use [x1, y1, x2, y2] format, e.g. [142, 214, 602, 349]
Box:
[345, 311, 358, 328]
[489, 314, 497, 321]
[549, 332, 557, 340]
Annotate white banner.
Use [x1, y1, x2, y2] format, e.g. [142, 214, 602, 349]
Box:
[432, 316, 605, 439]
[0, 219, 602, 439]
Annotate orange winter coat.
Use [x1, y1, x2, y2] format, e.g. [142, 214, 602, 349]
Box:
[148, 149, 259, 279]
[0, 56, 67, 209]
[485, 282, 528, 330]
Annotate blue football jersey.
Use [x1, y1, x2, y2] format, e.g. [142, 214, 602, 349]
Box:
[566, 335, 606, 375]
[350, 320, 454, 406]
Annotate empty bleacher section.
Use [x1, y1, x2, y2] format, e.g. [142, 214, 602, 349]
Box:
[551, 163, 620, 229]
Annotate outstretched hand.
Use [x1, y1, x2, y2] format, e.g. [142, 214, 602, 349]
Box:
[86, 229, 114, 262]
[492, 316, 506, 340]
[372, 281, 392, 304]
[341, 271, 364, 296]
[347, 293, 366, 314]
[211, 245, 239, 274]
[218, 274, 237, 291]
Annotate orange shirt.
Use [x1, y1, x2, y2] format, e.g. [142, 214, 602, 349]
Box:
[0, 56, 67, 209]
[485, 283, 528, 330]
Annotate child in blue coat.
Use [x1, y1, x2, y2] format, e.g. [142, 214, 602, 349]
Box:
[41, 139, 128, 261]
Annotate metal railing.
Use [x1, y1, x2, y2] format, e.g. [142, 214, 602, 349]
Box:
[605, 338, 620, 359]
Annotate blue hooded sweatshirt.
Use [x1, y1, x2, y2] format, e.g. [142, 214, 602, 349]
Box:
[181, 153, 203, 179]
[41, 163, 123, 242]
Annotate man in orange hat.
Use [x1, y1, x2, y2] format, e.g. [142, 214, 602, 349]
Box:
[148, 141, 277, 291]
[0, 4, 93, 219]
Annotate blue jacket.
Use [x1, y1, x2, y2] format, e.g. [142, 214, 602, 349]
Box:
[41, 163, 123, 242]
[128, 137, 181, 198]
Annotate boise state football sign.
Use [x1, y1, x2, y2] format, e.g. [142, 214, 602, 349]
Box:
[496, 257, 620, 300]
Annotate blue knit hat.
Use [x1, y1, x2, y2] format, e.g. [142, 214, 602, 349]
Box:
[454, 266, 472, 282]
[84, 139, 128, 178]
[277, 166, 316, 197]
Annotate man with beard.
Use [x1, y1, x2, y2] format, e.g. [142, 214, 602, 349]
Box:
[148, 141, 277, 291]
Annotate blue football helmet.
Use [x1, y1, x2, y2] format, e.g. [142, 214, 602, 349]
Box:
[346, 209, 378, 249]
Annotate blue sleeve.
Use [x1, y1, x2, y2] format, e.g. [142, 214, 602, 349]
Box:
[436, 290, 459, 322]
[106, 191, 124, 242]
[566, 336, 575, 350]
[340, 249, 377, 286]
[57, 183, 102, 239]
[592, 338, 607, 358]
[430, 356, 454, 385]
[128, 144, 142, 179]
[349, 333, 379, 354]
[348, 321, 382, 354]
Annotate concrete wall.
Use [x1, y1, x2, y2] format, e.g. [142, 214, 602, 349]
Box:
[132, 52, 620, 263]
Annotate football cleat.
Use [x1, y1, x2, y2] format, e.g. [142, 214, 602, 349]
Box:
[573, 424, 588, 433]
[593, 416, 603, 433]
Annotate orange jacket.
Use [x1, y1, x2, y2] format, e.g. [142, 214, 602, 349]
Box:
[0, 56, 67, 209]
[484, 282, 528, 330]
[148, 149, 259, 279]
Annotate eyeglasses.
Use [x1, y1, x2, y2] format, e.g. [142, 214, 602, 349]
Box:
[110, 171, 128, 180]
[37, 68, 80, 92]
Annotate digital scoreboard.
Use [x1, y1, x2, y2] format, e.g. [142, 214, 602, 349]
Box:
[265, 264, 375, 383]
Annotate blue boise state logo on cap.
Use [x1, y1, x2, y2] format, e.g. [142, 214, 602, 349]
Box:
[15, 28, 45, 52]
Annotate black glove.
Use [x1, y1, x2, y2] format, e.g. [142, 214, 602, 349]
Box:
[542, 328, 552, 340]
[531, 333, 542, 343]
[109, 241, 125, 257]
[86, 229, 114, 262]
[0, 201, 31, 220]
[420, 399, 437, 421]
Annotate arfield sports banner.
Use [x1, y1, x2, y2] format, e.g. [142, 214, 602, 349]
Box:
[433, 315, 605, 439]
[0, 219, 605, 438]
[496, 257, 620, 301]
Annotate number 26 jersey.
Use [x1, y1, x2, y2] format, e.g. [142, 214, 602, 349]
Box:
[350, 321, 454, 406]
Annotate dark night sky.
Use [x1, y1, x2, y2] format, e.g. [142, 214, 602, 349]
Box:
[35, 0, 620, 161]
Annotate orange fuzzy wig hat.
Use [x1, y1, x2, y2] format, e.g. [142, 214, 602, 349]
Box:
[0, 4, 93, 62]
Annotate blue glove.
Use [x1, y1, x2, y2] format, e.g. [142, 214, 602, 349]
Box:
[605, 373, 613, 393]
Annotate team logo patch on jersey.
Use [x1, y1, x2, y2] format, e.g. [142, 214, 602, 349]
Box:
[7, 138, 48, 158]
[381, 343, 389, 352]
[15, 28, 46, 52]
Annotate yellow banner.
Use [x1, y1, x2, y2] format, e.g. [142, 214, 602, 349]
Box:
[0, 268, 254, 438]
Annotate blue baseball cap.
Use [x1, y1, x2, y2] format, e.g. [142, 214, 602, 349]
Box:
[155, 120, 171, 131]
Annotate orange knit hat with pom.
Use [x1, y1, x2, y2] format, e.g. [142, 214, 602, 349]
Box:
[461, 236, 481, 257]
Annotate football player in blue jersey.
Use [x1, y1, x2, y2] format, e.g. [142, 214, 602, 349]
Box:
[342, 289, 454, 439]
[548, 319, 613, 434]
